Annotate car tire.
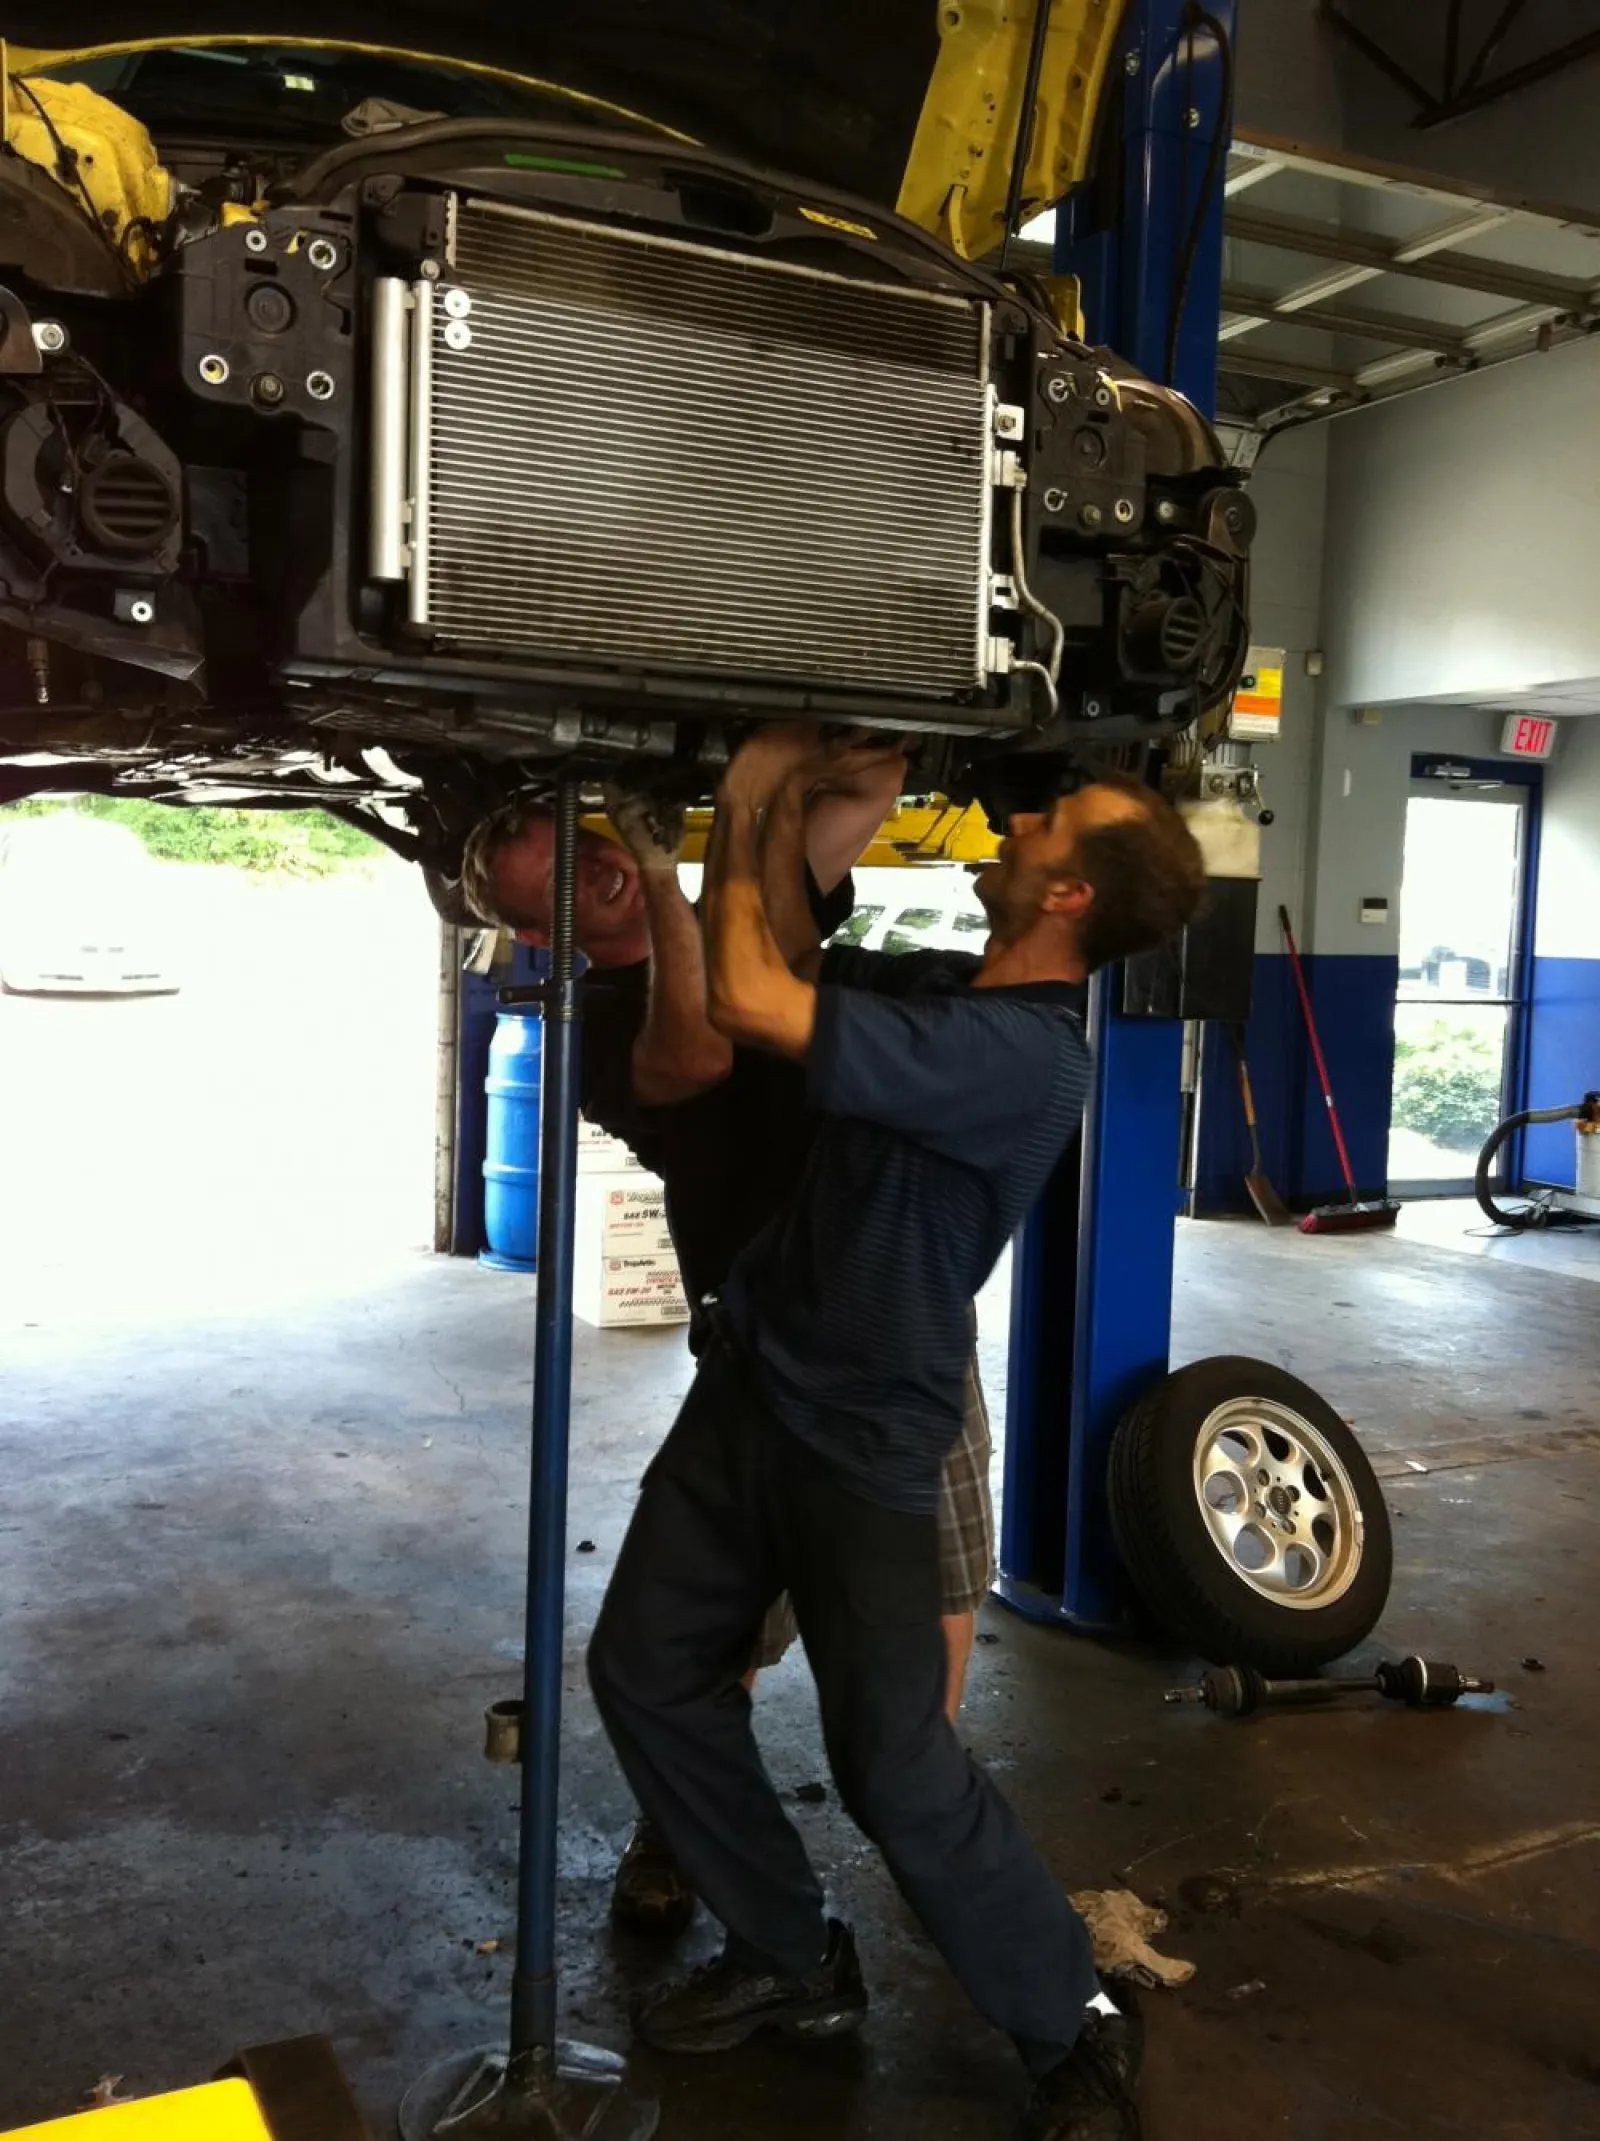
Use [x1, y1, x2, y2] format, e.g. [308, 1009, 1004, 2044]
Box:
[1108, 1355, 1392, 1673]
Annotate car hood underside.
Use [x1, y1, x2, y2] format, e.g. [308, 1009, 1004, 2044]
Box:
[4, 3, 1124, 257]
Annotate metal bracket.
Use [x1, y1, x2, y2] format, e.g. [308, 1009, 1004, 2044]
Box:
[989, 444, 1025, 489]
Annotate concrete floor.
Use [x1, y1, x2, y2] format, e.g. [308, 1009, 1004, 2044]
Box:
[2, 1217, 1598, 2140]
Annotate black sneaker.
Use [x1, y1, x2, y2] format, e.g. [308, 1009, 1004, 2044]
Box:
[1090, 1986, 1143, 2089]
[610, 1817, 696, 1938]
[1016, 2002, 1145, 2141]
[634, 1918, 867, 2055]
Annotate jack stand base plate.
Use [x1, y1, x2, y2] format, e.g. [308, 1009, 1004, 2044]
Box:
[398, 2043, 658, 2141]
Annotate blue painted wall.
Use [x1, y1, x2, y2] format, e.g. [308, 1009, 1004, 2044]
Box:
[1524, 958, 1600, 1185]
[1195, 952, 1397, 1212]
[1297, 955, 1400, 1202]
[1194, 956, 1298, 1215]
[1523, 715, 1600, 1189]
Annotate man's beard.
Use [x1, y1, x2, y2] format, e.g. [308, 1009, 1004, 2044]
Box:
[975, 862, 1035, 947]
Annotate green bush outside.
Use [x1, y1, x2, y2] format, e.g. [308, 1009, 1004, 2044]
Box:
[1392, 1020, 1504, 1149]
[1, 796, 380, 876]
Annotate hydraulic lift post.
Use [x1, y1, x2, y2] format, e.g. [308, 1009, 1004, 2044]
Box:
[401, 779, 657, 2140]
[999, 0, 1238, 1631]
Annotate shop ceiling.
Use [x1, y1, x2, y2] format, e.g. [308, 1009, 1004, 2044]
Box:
[1214, 126, 1600, 449]
[1012, 122, 1600, 460]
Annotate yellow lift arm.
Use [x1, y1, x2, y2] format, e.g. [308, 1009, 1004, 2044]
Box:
[895, 0, 1127, 259]
[581, 798, 1001, 869]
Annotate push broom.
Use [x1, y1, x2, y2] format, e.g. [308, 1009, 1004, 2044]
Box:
[1278, 906, 1401, 1235]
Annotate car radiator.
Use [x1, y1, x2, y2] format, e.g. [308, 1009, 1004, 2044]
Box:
[370, 199, 1000, 702]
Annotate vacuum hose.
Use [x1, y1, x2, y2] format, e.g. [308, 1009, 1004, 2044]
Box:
[1474, 1101, 1588, 1230]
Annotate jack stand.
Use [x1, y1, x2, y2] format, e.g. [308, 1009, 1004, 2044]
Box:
[396, 2044, 650, 2140]
[400, 782, 658, 2141]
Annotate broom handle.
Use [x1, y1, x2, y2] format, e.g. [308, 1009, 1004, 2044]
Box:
[1230, 1026, 1264, 1162]
[1278, 906, 1359, 1199]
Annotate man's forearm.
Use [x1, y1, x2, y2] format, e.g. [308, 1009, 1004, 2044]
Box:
[703, 786, 817, 1060]
[761, 776, 824, 973]
[632, 868, 733, 1105]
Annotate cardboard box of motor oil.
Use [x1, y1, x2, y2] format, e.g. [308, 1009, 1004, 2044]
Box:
[573, 1249, 690, 1330]
[577, 1116, 642, 1173]
[575, 1171, 676, 1259]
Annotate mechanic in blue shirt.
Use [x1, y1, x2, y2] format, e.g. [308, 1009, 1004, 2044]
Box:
[589, 726, 1206, 2141]
[461, 758, 1002, 1939]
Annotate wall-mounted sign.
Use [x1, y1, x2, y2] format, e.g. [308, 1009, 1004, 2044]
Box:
[1228, 645, 1285, 740]
[1500, 713, 1558, 760]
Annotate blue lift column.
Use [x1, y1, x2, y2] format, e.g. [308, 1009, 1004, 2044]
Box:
[998, 0, 1237, 1632]
[401, 782, 657, 2141]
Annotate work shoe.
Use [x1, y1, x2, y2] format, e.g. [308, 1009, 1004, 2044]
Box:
[634, 1917, 867, 2054]
[610, 1817, 696, 1937]
[1015, 1999, 1145, 2141]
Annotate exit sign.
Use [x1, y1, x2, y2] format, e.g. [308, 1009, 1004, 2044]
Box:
[1501, 713, 1558, 760]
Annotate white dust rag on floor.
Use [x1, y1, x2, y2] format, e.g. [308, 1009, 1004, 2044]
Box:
[1070, 1889, 1197, 1988]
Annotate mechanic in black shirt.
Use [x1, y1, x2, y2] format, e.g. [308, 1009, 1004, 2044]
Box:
[586, 727, 1206, 2141]
[460, 756, 999, 1934]
[478, 792, 859, 1329]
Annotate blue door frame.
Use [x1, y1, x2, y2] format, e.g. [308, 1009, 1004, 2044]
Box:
[998, 0, 1238, 1631]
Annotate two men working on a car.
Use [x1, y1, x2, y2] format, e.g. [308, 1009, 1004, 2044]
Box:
[463, 741, 999, 1936]
[463, 729, 1205, 2140]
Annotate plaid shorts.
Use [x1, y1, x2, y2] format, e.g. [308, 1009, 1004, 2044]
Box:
[754, 1354, 996, 1668]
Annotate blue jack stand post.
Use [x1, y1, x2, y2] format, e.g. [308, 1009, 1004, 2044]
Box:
[400, 781, 658, 2140]
[998, 0, 1238, 1635]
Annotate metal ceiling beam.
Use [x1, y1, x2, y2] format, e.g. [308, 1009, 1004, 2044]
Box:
[1224, 206, 1600, 311]
[1218, 283, 1470, 354]
[1420, 24, 1600, 127]
[1458, 0, 1531, 95]
[1318, 3, 1436, 111]
[1316, 0, 1600, 131]
[1444, 0, 1466, 100]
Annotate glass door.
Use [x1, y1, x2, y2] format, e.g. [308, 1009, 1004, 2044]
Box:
[1389, 776, 1530, 1196]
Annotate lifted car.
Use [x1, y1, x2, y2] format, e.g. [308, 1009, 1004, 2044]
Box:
[0, 16, 1253, 879]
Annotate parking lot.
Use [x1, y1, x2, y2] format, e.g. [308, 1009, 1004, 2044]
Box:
[0, 860, 440, 1333]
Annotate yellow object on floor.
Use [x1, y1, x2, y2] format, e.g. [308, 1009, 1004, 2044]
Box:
[3, 2081, 273, 2140]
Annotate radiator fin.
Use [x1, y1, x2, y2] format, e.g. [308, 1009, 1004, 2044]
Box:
[419, 202, 991, 698]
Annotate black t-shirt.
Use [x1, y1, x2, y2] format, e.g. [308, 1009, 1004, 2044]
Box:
[577, 871, 854, 1312]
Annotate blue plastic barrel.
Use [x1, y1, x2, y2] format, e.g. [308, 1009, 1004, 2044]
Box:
[480, 1009, 543, 1272]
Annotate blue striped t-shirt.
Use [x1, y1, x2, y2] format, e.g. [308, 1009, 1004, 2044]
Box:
[721, 949, 1091, 1516]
